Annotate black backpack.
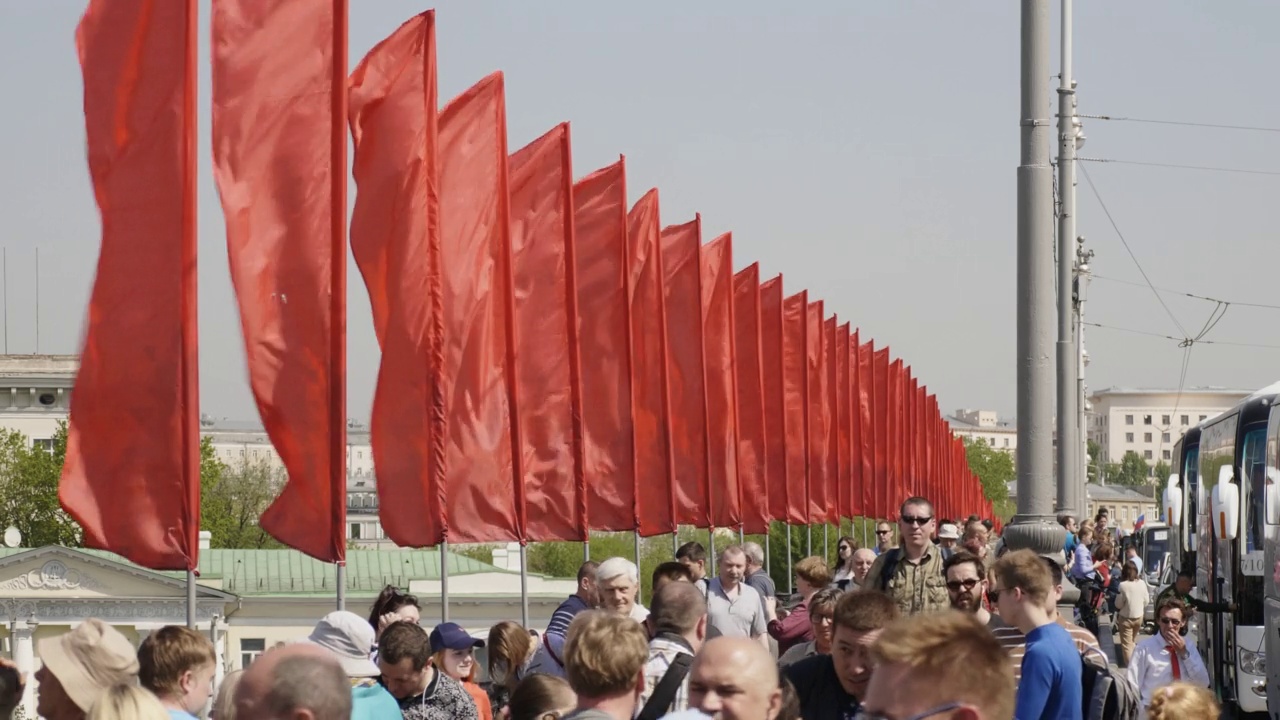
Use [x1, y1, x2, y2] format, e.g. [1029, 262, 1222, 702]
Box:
[1080, 646, 1141, 720]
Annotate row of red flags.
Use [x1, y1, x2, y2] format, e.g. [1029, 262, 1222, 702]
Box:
[60, 2, 993, 572]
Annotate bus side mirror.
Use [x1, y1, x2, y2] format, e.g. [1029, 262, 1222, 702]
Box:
[1211, 465, 1239, 541]
[1164, 474, 1182, 527]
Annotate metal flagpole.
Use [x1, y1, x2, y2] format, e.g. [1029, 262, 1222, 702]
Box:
[336, 564, 346, 611]
[806, 525, 812, 557]
[764, 532, 771, 575]
[786, 525, 794, 595]
[186, 570, 196, 628]
[708, 530, 716, 576]
[519, 544, 530, 628]
[440, 539, 450, 622]
[34, 248, 39, 355]
[633, 532, 642, 604]
[824, 525, 829, 561]
[1054, 0, 1079, 520]
[583, 540, 590, 562]
[3, 247, 7, 354]
[672, 530, 679, 557]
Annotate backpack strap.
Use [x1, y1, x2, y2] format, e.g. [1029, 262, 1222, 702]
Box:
[637, 652, 694, 720]
[877, 549, 900, 590]
[541, 631, 564, 670]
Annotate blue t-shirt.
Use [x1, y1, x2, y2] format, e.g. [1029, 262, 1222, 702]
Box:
[1016, 623, 1083, 720]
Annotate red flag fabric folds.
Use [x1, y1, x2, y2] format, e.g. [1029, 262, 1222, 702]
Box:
[348, 10, 443, 549]
[573, 159, 635, 532]
[212, 0, 346, 562]
[781, 291, 809, 524]
[760, 277, 789, 525]
[835, 323, 851, 520]
[436, 73, 520, 543]
[872, 348, 889, 518]
[509, 124, 585, 542]
[629, 190, 675, 537]
[63, 0, 199, 571]
[857, 340, 875, 517]
[661, 218, 710, 528]
[805, 303, 827, 524]
[733, 265, 769, 534]
[701, 234, 740, 529]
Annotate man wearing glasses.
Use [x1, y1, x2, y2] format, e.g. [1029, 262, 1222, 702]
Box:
[864, 497, 950, 615]
[1126, 598, 1209, 709]
[943, 551, 1005, 629]
[873, 523, 894, 556]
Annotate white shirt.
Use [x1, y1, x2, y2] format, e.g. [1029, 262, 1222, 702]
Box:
[1127, 634, 1210, 708]
[630, 602, 650, 623]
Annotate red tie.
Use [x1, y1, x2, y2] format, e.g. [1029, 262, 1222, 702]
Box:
[1166, 645, 1182, 680]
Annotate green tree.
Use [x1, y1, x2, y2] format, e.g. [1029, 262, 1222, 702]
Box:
[1108, 451, 1152, 487]
[964, 437, 1014, 508]
[1087, 439, 1101, 483]
[1153, 460, 1172, 503]
[199, 443, 285, 549]
[0, 423, 81, 547]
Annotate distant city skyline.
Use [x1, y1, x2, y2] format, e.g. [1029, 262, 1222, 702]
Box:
[3, 2, 1279, 424]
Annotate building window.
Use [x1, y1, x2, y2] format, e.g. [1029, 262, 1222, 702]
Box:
[1144, 450, 1153, 460]
[1125, 433, 1134, 443]
[1125, 415, 1134, 425]
[1144, 433, 1152, 443]
[241, 638, 265, 668]
[1163, 449, 1172, 460]
[32, 438, 53, 453]
[1162, 415, 1170, 425]
[1162, 432, 1170, 442]
[350, 523, 362, 539]
[1181, 415, 1189, 426]
[1143, 415, 1153, 425]
[1200, 415, 1207, 422]
[1003, 438, 1010, 448]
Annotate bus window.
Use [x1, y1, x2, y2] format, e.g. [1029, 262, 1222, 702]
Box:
[1269, 409, 1280, 525]
[1244, 427, 1266, 553]
[1185, 447, 1199, 522]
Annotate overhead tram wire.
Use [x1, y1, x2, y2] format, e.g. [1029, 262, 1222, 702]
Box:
[1079, 114, 1280, 135]
[1085, 321, 1280, 351]
[1091, 274, 1280, 312]
[1078, 157, 1280, 177]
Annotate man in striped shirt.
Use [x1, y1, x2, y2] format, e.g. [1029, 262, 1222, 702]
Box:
[637, 581, 707, 717]
[543, 561, 598, 671]
[990, 555, 1107, 680]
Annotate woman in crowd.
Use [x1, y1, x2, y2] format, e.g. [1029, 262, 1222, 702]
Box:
[500, 674, 576, 720]
[367, 586, 421, 643]
[766, 556, 832, 655]
[831, 536, 858, 591]
[87, 684, 170, 720]
[1145, 681, 1219, 720]
[430, 622, 493, 720]
[210, 669, 243, 720]
[778, 588, 841, 667]
[1114, 561, 1147, 667]
[488, 621, 560, 700]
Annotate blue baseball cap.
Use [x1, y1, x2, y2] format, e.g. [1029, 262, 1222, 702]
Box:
[429, 622, 485, 653]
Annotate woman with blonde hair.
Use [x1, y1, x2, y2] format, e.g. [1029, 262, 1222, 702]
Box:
[487, 621, 559, 696]
[430, 622, 493, 720]
[1145, 681, 1220, 720]
[87, 683, 169, 720]
[210, 669, 243, 720]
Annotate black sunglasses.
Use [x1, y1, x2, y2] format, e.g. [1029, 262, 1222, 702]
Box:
[875, 529, 891, 535]
[900, 516, 932, 526]
[1159, 617, 1182, 627]
[945, 578, 980, 592]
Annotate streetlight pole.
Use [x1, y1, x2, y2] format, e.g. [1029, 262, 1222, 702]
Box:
[1054, 0, 1079, 521]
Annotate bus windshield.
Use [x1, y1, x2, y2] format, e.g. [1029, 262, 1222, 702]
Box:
[1244, 426, 1266, 554]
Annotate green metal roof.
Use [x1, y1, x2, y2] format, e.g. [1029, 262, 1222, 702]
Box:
[0, 547, 506, 598]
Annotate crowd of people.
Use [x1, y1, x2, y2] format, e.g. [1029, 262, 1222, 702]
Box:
[0, 496, 1226, 720]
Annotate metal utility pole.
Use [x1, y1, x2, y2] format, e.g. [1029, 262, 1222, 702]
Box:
[1005, 0, 1066, 556]
[1055, 0, 1080, 520]
[1076, 240, 1094, 515]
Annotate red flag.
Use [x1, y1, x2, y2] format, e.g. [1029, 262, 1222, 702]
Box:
[805, 303, 827, 524]
[849, 331, 865, 518]
[906, 373, 918, 496]
[889, 360, 904, 507]
[630, 190, 676, 537]
[701, 234, 740, 529]
[63, 0, 199, 571]
[825, 319, 840, 523]
[872, 348, 889, 518]
[509, 124, 584, 542]
[836, 324, 852, 520]
[733, 265, 769, 534]
[781, 291, 809, 524]
[574, 159, 635, 532]
[858, 341, 875, 517]
[212, 0, 346, 562]
[662, 218, 710, 529]
[436, 74, 521, 543]
[348, 11, 443, 548]
[760, 277, 790, 525]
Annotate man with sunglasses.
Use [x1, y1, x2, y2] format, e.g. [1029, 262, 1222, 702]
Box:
[864, 498, 949, 616]
[872, 523, 894, 555]
[943, 551, 1004, 629]
[1126, 598, 1209, 710]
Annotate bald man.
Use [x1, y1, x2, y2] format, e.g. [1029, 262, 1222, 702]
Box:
[687, 637, 782, 720]
[851, 548, 876, 587]
[235, 644, 352, 720]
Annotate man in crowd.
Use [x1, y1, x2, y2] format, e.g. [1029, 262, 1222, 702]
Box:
[990, 556, 1105, 681]
[1127, 598, 1210, 710]
[742, 541, 776, 606]
[962, 521, 992, 566]
[1154, 569, 1234, 635]
[862, 611, 1016, 720]
[766, 556, 830, 655]
[1059, 514, 1078, 560]
[546, 561, 598, 647]
[235, 643, 353, 720]
[35, 618, 139, 720]
[687, 637, 782, 720]
[375, 620, 478, 719]
[705, 545, 769, 648]
[944, 550, 1003, 629]
[597, 557, 649, 623]
[562, 611, 649, 720]
[637, 581, 707, 717]
[937, 523, 960, 556]
[138, 625, 217, 720]
[1124, 545, 1143, 575]
[305, 610, 401, 717]
[786, 590, 899, 718]
[652, 561, 695, 593]
[865, 497, 949, 615]
[0, 657, 22, 720]
[850, 547, 877, 588]
[873, 522, 894, 555]
[991, 550, 1081, 720]
[676, 542, 710, 594]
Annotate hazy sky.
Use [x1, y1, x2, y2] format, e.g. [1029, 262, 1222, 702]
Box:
[2, 1, 1277, 425]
